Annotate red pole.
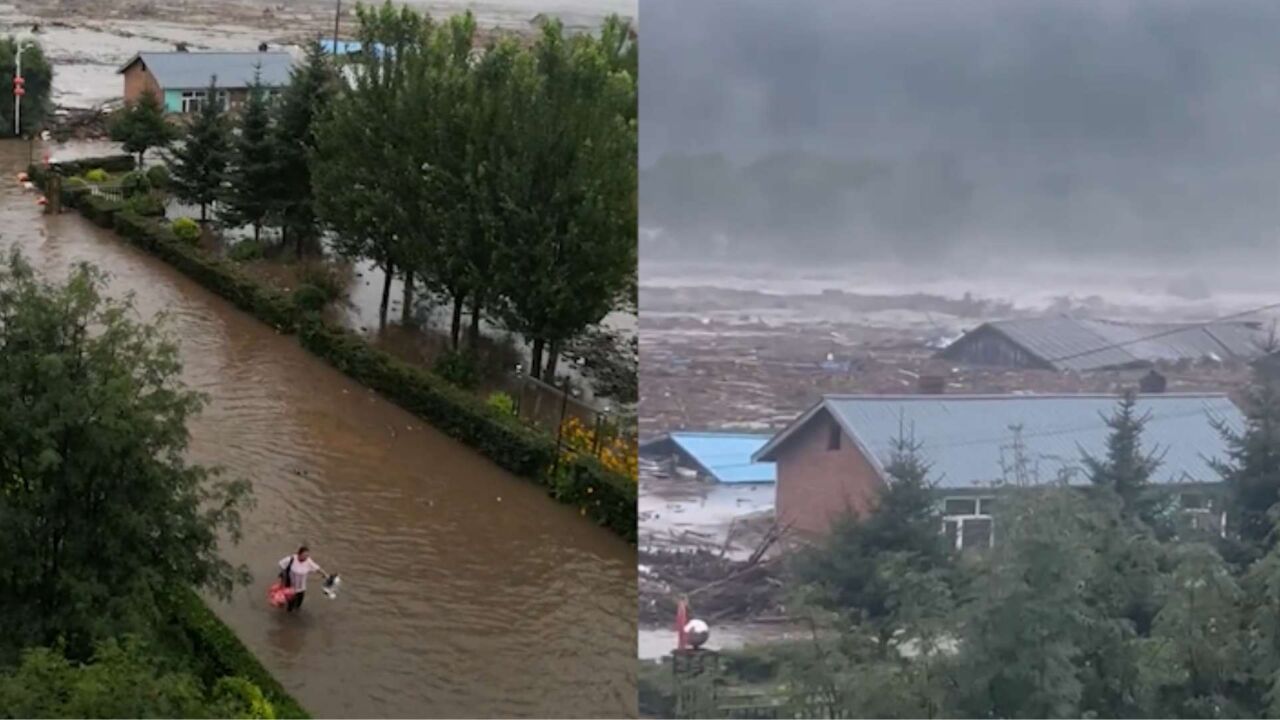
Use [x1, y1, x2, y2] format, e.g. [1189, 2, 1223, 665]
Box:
[675, 598, 689, 651]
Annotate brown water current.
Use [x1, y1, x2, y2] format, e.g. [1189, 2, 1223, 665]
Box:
[0, 140, 637, 718]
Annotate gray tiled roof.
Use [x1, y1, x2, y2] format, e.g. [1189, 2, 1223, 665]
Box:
[943, 316, 1269, 371]
[120, 52, 294, 90]
[755, 393, 1243, 489]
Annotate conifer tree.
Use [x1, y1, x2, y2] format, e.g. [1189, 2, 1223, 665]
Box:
[271, 41, 334, 256]
[166, 76, 229, 223]
[1081, 391, 1167, 528]
[1214, 372, 1280, 559]
[109, 88, 177, 164]
[219, 71, 275, 243]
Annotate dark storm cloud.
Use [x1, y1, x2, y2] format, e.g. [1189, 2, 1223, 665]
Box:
[640, 0, 1280, 263]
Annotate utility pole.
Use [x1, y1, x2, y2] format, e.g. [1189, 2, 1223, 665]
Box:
[333, 0, 341, 53]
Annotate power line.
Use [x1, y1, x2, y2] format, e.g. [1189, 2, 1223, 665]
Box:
[1045, 301, 1280, 364]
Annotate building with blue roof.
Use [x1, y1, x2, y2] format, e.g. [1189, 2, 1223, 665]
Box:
[118, 51, 294, 114]
[641, 431, 775, 484]
[754, 393, 1243, 543]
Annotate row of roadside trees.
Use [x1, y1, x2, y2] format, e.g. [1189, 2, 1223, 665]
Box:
[738, 379, 1280, 718]
[110, 3, 637, 387]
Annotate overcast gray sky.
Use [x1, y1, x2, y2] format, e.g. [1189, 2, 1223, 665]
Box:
[640, 0, 1280, 262]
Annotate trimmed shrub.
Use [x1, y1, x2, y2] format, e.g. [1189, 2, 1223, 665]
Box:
[171, 217, 201, 244]
[146, 164, 171, 190]
[126, 191, 166, 217]
[292, 283, 329, 313]
[84, 168, 109, 183]
[121, 170, 152, 198]
[486, 391, 516, 417]
[551, 455, 637, 541]
[228, 239, 265, 262]
[163, 588, 309, 719]
[81, 193, 124, 228]
[432, 350, 479, 390]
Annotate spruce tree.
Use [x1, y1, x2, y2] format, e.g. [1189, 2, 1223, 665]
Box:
[109, 88, 176, 164]
[219, 71, 275, 243]
[166, 76, 229, 223]
[271, 40, 334, 256]
[1081, 391, 1167, 529]
[1215, 371, 1280, 559]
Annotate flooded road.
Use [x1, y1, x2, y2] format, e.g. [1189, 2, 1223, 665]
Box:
[2, 141, 637, 717]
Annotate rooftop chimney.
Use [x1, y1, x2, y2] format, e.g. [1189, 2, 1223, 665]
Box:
[1139, 369, 1167, 394]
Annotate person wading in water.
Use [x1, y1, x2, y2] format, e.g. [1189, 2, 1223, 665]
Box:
[278, 545, 329, 613]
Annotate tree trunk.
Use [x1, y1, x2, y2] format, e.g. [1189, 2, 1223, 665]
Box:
[200, 202, 207, 223]
[401, 270, 414, 326]
[282, 225, 289, 254]
[468, 291, 483, 350]
[544, 338, 561, 381]
[450, 292, 464, 350]
[379, 260, 394, 329]
[253, 222, 261, 244]
[530, 338, 545, 381]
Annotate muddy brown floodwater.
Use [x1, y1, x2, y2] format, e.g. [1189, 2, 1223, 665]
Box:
[0, 141, 637, 718]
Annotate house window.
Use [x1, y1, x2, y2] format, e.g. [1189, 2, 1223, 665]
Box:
[942, 496, 995, 551]
[180, 90, 207, 114]
[1179, 492, 1226, 537]
[215, 90, 229, 111]
[827, 422, 841, 451]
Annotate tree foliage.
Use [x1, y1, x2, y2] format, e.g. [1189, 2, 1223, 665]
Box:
[0, 36, 53, 136]
[0, 637, 274, 719]
[0, 250, 250, 660]
[109, 88, 177, 163]
[167, 77, 230, 223]
[271, 41, 336, 255]
[220, 72, 276, 242]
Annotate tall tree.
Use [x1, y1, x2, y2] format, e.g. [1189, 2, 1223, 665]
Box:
[271, 40, 336, 256]
[0, 250, 250, 660]
[0, 37, 53, 136]
[313, 1, 425, 327]
[490, 16, 637, 379]
[166, 76, 229, 223]
[109, 88, 177, 164]
[1081, 391, 1168, 529]
[219, 71, 276, 243]
[1214, 371, 1280, 561]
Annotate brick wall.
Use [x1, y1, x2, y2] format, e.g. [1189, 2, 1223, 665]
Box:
[122, 62, 162, 105]
[774, 408, 885, 536]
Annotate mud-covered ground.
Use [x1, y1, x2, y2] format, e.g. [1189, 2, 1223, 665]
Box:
[0, 0, 633, 110]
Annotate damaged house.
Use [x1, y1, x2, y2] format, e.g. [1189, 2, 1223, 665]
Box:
[641, 431, 775, 484]
[938, 316, 1268, 371]
[752, 393, 1243, 545]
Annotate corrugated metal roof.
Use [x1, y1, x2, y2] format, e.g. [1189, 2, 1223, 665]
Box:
[758, 394, 1242, 490]
[947, 317, 1268, 371]
[121, 52, 294, 90]
[659, 432, 776, 484]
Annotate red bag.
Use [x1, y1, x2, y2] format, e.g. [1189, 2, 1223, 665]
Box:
[268, 580, 295, 608]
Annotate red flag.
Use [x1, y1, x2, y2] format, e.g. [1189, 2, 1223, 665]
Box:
[676, 598, 689, 651]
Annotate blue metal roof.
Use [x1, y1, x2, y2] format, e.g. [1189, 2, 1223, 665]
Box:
[663, 432, 776, 484]
[320, 40, 387, 57]
[757, 394, 1243, 489]
[121, 52, 295, 90]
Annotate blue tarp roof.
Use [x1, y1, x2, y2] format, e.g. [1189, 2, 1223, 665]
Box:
[756, 394, 1243, 489]
[649, 432, 776, 484]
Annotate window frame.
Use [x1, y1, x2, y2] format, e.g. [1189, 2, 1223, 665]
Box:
[180, 89, 207, 114]
[940, 495, 996, 550]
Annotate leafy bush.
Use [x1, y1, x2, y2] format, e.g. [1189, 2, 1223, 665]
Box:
[172, 217, 202, 244]
[81, 193, 125, 227]
[146, 164, 171, 190]
[84, 168, 109, 183]
[126, 191, 167, 217]
[297, 262, 344, 301]
[292, 283, 330, 313]
[65, 175, 87, 189]
[121, 170, 153, 198]
[487, 391, 516, 417]
[432, 349, 480, 390]
[228, 239, 265, 262]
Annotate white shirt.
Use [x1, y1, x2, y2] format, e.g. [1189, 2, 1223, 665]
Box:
[279, 555, 322, 591]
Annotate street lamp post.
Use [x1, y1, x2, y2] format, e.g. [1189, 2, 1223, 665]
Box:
[13, 41, 31, 137]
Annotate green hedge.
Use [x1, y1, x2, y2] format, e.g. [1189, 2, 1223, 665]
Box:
[34, 158, 637, 540]
[164, 587, 309, 719]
